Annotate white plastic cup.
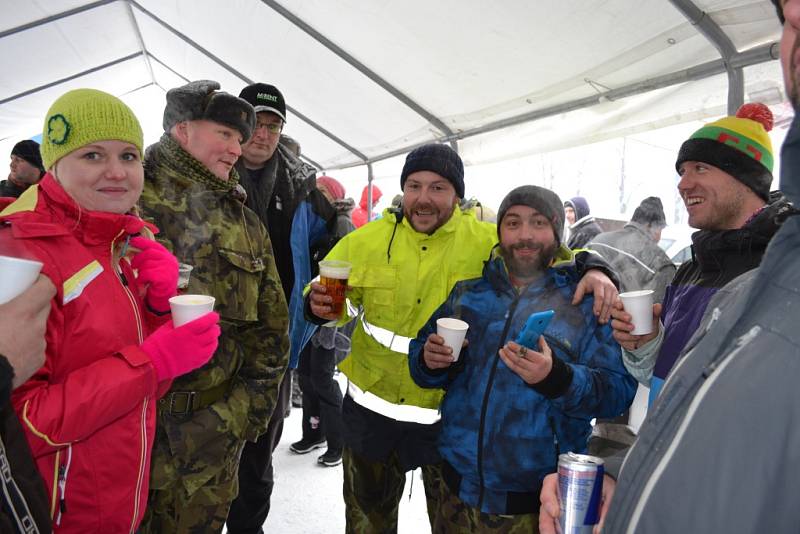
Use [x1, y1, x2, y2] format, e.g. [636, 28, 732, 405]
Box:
[0, 255, 43, 304]
[619, 290, 655, 336]
[436, 318, 469, 361]
[169, 294, 215, 327]
[177, 263, 194, 289]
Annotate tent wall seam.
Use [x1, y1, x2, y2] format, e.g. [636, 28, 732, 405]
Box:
[260, 0, 458, 152]
[325, 42, 777, 171]
[0, 0, 115, 39]
[668, 0, 743, 113]
[124, 0, 156, 88]
[0, 52, 141, 106]
[128, 0, 369, 163]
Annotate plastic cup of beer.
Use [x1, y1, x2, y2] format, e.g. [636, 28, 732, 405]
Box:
[169, 294, 215, 327]
[0, 255, 43, 304]
[619, 289, 655, 336]
[318, 260, 351, 316]
[436, 318, 469, 361]
[177, 263, 193, 289]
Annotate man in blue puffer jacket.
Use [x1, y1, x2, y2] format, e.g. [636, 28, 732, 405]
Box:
[408, 185, 636, 530]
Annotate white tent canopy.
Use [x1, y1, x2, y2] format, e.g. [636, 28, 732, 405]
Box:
[0, 0, 786, 183]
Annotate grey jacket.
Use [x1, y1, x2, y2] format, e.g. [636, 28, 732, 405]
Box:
[604, 112, 800, 531]
[588, 222, 675, 303]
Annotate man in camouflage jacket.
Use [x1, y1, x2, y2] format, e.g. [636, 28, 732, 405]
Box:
[137, 80, 290, 533]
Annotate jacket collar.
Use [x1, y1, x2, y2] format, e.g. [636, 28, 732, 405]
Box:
[484, 244, 578, 293]
[623, 221, 656, 240]
[780, 111, 800, 205]
[2, 173, 147, 245]
[690, 191, 796, 272]
[146, 133, 240, 192]
[569, 213, 596, 230]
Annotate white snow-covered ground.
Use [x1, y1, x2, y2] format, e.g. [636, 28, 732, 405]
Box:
[256, 375, 432, 534]
[230, 376, 650, 533]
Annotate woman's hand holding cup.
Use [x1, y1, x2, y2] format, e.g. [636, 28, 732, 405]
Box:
[130, 236, 179, 313]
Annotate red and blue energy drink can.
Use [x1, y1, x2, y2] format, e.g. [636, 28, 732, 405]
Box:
[557, 452, 604, 534]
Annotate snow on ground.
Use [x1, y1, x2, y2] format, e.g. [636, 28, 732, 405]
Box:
[226, 374, 650, 533]
[258, 375, 433, 534]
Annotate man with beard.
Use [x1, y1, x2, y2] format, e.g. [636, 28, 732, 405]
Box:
[1, 141, 44, 198]
[540, 3, 800, 531]
[306, 144, 620, 533]
[612, 101, 793, 402]
[408, 185, 635, 531]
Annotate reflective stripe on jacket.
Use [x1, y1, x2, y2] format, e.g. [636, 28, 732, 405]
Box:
[324, 207, 498, 410]
[408, 251, 636, 513]
[0, 175, 168, 533]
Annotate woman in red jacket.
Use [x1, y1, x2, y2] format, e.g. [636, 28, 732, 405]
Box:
[0, 89, 220, 533]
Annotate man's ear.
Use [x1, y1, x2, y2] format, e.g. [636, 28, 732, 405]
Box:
[171, 121, 189, 146]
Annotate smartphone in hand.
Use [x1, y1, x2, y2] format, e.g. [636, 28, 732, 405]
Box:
[515, 310, 555, 349]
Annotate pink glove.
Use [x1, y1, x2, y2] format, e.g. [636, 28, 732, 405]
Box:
[130, 236, 179, 313]
[141, 312, 221, 381]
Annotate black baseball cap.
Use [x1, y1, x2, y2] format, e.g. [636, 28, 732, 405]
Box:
[239, 83, 287, 122]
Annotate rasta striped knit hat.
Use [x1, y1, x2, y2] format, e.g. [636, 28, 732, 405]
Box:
[675, 102, 774, 201]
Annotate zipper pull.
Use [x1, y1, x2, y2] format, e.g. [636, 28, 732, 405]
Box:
[58, 465, 68, 514]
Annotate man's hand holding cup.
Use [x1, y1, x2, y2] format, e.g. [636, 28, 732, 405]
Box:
[309, 281, 345, 321]
[423, 333, 455, 369]
[610, 297, 661, 351]
[311, 260, 352, 321]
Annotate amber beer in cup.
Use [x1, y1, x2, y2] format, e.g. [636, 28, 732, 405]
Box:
[319, 260, 351, 316]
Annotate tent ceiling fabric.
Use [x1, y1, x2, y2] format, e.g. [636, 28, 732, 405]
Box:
[0, 0, 783, 171]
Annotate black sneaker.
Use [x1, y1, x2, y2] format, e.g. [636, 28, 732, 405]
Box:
[290, 437, 326, 454]
[317, 448, 343, 467]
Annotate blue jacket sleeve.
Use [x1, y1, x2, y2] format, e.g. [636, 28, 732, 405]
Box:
[408, 293, 457, 389]
[550, 320, 637, 419]
[288, 201, 331, 368]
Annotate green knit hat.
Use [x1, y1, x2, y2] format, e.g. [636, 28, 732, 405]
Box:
[41, 88, 144, 170]
[675, 103, 774, 201]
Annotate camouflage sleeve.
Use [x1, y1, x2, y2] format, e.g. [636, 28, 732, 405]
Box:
[234, 232, 290, 442]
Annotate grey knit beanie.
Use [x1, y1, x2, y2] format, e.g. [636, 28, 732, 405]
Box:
[631, 196, 667, 228]
[497, 185, 565, 244]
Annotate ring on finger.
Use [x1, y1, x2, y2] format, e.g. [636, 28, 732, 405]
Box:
[519, 346, 527, 358]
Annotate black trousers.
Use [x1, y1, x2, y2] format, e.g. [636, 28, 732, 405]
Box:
[297, 340, 344, 450]
[225, 371, 291, 534]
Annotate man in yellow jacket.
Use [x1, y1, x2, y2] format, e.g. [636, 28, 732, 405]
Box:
[306, 143, 617, 532]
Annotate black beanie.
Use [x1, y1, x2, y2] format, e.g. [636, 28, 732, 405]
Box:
[631, 196, 667, 228]
[497, 185, 565, 244]
[400, 144, 465, 198]
[11, 140, 44, 173]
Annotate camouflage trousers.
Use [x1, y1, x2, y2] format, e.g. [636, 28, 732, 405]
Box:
[343, 447, 442, 534]
[138, 422, 247, 534]
[431, 478, 539, 534]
